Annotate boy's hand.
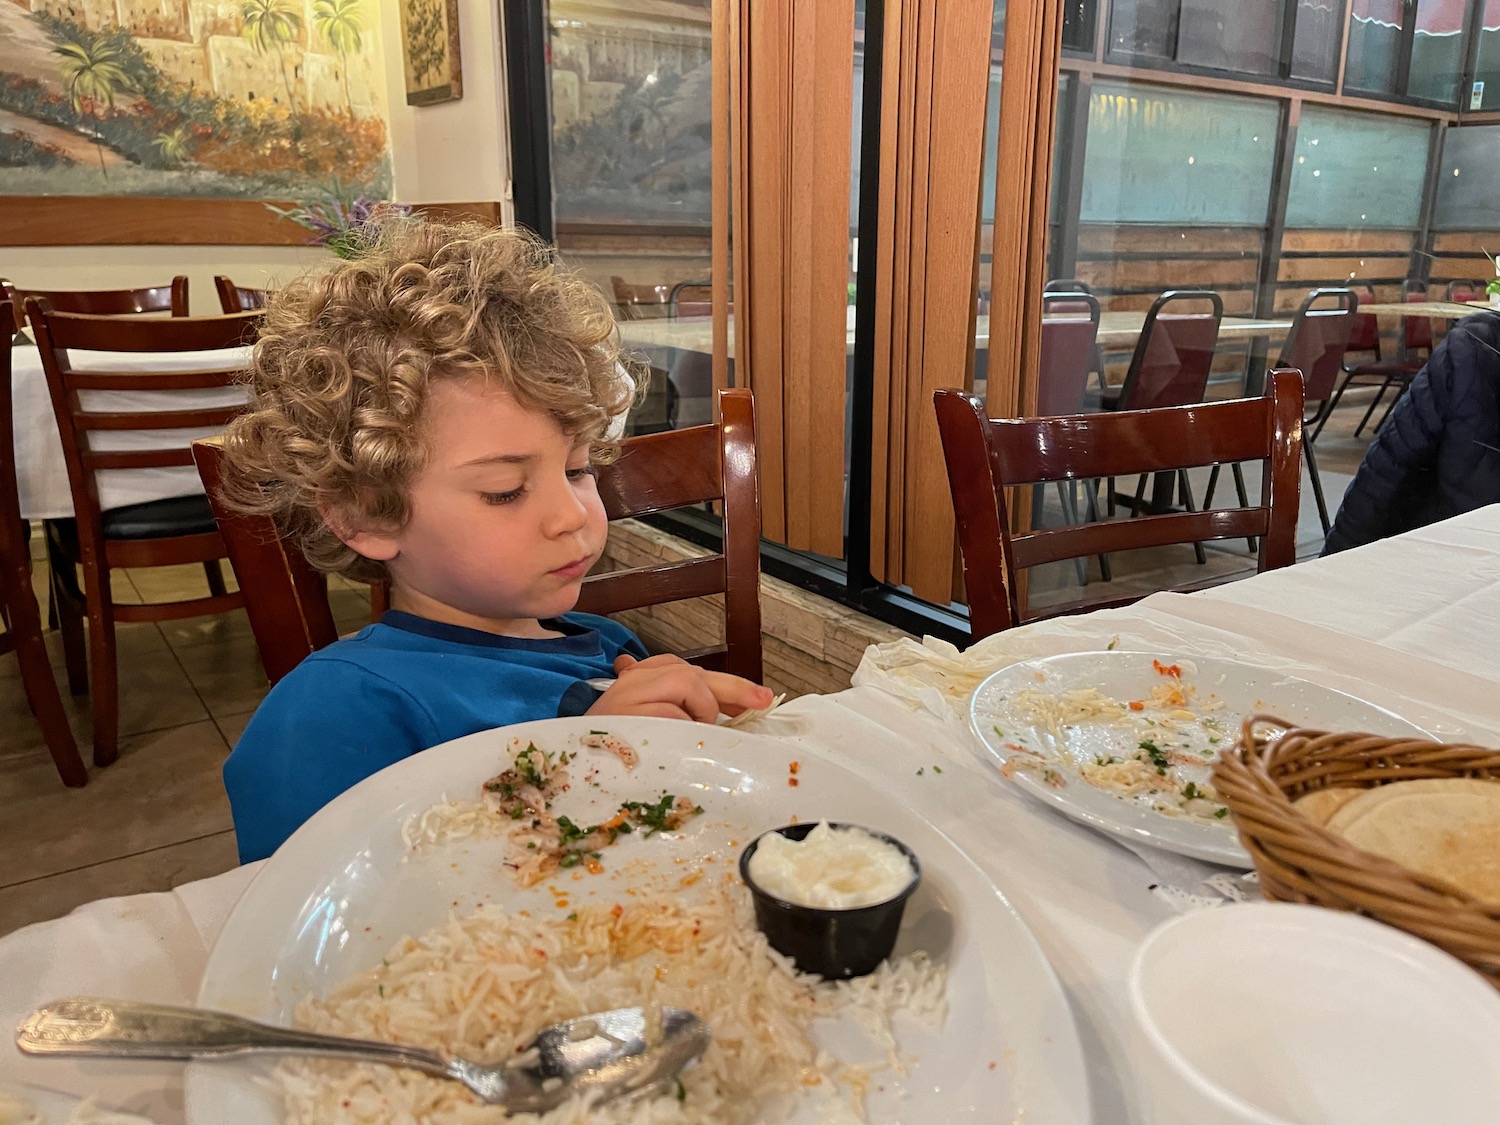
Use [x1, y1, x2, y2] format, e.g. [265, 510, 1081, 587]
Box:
[586, 653, 774, 723]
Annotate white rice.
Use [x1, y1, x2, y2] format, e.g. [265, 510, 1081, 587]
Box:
[278, 885, 945, 1124]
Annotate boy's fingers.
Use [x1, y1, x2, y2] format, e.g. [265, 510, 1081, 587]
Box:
[612, 653, 638, 673]
[698, 671, 776, 715]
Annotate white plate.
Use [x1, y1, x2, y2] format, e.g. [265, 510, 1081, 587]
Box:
[969, 652, 1430, 868]
[0, 1083, 158, 1124]
[185, 716, 1088, 1124]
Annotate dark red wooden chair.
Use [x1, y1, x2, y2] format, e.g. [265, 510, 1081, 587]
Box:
[214, 276, 270, 313]
[935, 371, 1304, 642]
[27, 300, 260, 765]
[1331, 280, 1433, 441]
[1, 277, 188, 334]
[0, 299, 86, 786]
[194, 388, 764, 686]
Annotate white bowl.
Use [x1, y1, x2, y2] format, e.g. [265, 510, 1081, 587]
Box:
[1128, 902, 1500, 1125]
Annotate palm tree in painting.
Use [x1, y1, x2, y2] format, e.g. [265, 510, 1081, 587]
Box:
[54, 38, 134, 178]
[313, 0, 365, 112]
[241, 0, 304, 110]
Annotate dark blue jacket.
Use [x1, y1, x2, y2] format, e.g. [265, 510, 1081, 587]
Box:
[1323, 312, 1500, 555]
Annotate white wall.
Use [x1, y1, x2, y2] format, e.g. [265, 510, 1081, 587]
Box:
[1, 0, 513, 299]
[378, 0, 514, 216]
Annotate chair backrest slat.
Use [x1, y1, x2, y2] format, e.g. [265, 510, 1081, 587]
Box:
[1345, 283, 1380, 355]
[76, 406, 244, 431]
[574, 557, 727, 615]
[1, 277, 188, 329]
[935, 370, 1304, 641]
[593, 425, 723, 515]
[29, 307, 260, 353]
[1402, 280, 1434, 352]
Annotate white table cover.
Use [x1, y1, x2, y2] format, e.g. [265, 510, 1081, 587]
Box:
[9, 344, 251, 520]
[5, 507, 1500, 1122]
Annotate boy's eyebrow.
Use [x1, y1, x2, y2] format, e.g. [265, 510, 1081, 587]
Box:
[456, 452, 538, 467]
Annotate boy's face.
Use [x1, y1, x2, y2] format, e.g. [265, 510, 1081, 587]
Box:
[342, 378, 608, 636]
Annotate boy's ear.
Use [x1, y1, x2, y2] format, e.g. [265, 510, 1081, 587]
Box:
[320, 503, 400, 563]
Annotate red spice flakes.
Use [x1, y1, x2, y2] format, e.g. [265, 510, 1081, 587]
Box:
[789, 761, 800, 774]
[611, 903, 624, 918]
[1152, 659, 1182, 678]
[1128, 700, 1145, 711]
[788, 777, 799, 787]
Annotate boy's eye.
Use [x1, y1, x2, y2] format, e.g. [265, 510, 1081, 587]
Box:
[480, 486, 525, 505]
[566, 465, 597, 482]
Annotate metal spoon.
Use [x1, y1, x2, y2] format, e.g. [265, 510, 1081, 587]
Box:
[17, 997, 710, 1113]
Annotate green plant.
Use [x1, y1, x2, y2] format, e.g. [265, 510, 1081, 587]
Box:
[403, 0, 447, 87]
[241, 0, 304, 110]
[266, 182, 410, 258]
[151, 125, 191, 167]
[54, 36, 135, 176]
[313, 0, 365, 111]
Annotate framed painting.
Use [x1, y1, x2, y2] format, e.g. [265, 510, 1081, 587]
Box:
[398, 0, 464, 106]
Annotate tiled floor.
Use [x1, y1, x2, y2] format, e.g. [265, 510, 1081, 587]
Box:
[0, 390, 1382, 937]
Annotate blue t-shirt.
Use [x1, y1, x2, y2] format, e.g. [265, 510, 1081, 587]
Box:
[223, 610, 647, 863]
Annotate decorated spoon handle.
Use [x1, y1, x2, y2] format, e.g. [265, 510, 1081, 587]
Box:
[16, 997, 449, 1075]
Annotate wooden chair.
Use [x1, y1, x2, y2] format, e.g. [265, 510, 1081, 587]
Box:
[214, 276, 270, 313]
[1035, 292, 1105, 585]
[193, 388, 764, 686]
[934, 370, 1303, 642]
[0, 299, 86, 786]
[1, 277, 188, 333]
[27, 300, 261, 765]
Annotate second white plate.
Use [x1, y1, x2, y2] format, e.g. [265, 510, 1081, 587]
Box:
[969, 651, 1430, 867]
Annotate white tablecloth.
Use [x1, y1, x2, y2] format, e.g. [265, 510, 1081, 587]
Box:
[10, 344, 251, 520]
[5, 507, 1500, 1122]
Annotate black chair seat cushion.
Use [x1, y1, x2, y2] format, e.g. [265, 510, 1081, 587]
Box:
[1347, 359, 1420, 378]
[101, 494, 220, 540]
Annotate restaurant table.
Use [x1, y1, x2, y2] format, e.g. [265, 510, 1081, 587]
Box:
[8, 341, 251, 520]
[618, 310, 1293, 357]
[6, 507, 1500, 1122]
[1359, 300, 1489, 320]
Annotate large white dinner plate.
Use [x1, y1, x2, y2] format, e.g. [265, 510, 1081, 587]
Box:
[185, 716, 1088, 1124]
[969, 652, 1431, 868]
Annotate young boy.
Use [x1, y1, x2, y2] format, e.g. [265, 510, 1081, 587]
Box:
[220, 219, 772, 863]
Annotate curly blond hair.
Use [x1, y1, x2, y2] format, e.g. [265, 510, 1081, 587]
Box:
[220, 218, 639, 582]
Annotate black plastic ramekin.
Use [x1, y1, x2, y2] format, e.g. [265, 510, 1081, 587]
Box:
[738, 821, 922, 980]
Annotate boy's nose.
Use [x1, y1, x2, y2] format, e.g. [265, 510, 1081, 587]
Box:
[542, 480, 591, 536]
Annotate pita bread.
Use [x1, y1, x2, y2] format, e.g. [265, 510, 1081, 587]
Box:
[1324, 778, 1500, 904]
[1293, 787, 1365, 827]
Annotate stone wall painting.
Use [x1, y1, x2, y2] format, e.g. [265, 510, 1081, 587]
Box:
[397, 0, 460, 106]
[0, 0, 392, 198]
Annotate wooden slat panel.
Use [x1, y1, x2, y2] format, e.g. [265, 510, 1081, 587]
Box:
[1082, 257, 1260, 290]
[1277, 256, 1408, 283]
[1281, 229, 1415, 253]
[1075, 225, 1262, 254]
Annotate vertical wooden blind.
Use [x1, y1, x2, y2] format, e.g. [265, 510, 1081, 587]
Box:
[866, 0, 994, 603]
[724, 0, 855, 558]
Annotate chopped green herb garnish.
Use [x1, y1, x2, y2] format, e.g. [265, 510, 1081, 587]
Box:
[916, 767, 925, 776]
[1182, 782, 1203, 801]
[559, 852, 583, 868]
[1138, 739, 1170, 775]
[567, 912, 577, 921]
[675, 1078, 687, 1102]
[589, 730, 607, 735]
[933, 765, 943, 773]
[378, 984, 384, 997]
[1107, 638, 1118, 650]
[1214, 807, 1229, 819]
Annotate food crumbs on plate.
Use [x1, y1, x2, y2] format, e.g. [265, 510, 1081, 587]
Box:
[916, 767, 924, 776]
[987, 1061, 997, 1070]
[788, 777, 799, 787]
[789, 761, 800, 774]
[610, 904, 624, 917]
[1128, 700, 1145, 711]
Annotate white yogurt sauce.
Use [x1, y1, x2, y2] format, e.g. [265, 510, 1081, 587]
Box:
[748, 822, 914, 909]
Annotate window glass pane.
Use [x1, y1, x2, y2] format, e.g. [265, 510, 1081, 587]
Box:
[1176, 0, 1281, 75]
[546, 0, 716, 437]
[1108, 0, 1177, 61]
[1409, 0, 1467, 105]
[1469, 0, 1500, 110]
[1291, 0, 1343, 82]
[1433, 124, 1500, 230]
[1062, 0, 1098, 54]
[1345, 0, 1404, 95]
[1080, 82, 1280, 225]
[1284, 107, 1431, 229]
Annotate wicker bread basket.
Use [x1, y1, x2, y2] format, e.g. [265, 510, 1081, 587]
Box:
[1213, 714, 1500, 987]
